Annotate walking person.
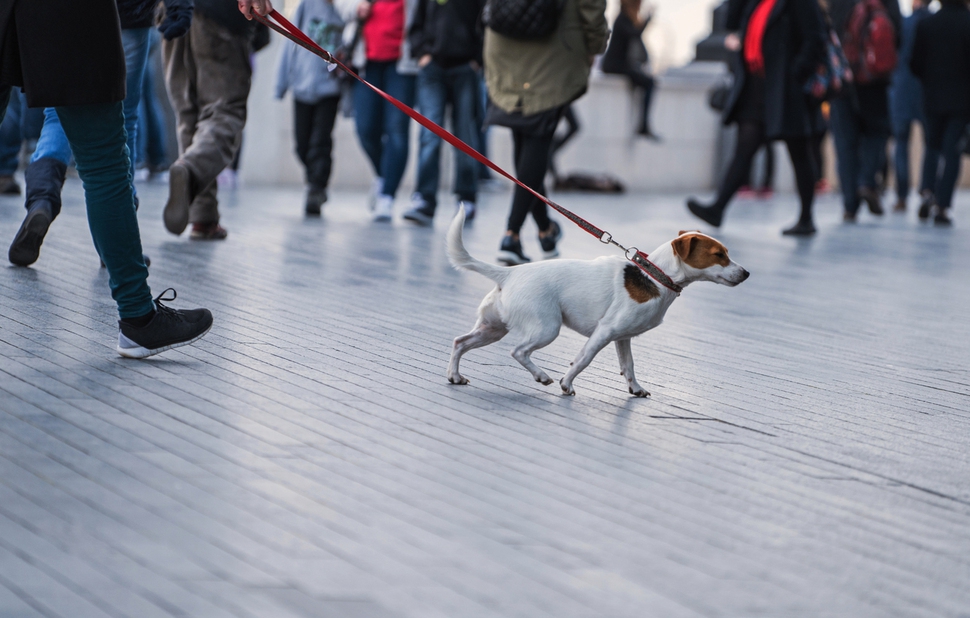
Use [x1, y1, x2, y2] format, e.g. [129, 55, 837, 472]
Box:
[910, 0, 970, 226]
[601, 0, 660, 140]
[8, 0, 193, 267]
[275, 0, 346, 216]
[827, 0, 902, 221]
[0, 0, 212, 358]
[485, 0, 609, 265]
[338, 0, 419, 222]
[401, 0, 485, 226]
[686, 0, 827, 236]
[162, 0, 267, 240]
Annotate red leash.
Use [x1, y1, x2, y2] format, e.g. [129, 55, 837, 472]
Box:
[255, 10, 682, 294]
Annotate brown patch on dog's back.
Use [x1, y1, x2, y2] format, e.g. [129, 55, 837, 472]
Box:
[672, 233, 731, 269]
[624, 264, 660, 303]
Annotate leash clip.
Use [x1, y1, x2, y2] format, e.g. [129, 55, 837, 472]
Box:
[598, 231, 612, 245]
[625, 247, 640, 261]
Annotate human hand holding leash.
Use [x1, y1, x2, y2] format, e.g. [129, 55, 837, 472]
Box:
[238, 0, 273, 19]
[159, 0, 193, 40]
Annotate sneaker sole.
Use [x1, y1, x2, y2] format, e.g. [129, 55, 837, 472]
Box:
[372, 213, 393, 223]
[497, 251, 529, 266]
[541, 249, 560, 260]
[117, 321, 213, 359]
[9, 208, 52, 267]
[403, 212, 434, 226]
[164, 164, 192, 235]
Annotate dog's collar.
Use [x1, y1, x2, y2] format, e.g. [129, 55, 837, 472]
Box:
[629, 251, 683, 295]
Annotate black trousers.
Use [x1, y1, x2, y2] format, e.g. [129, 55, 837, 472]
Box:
[624, 70, 655, 133]
[507, 128, 556, 234]
[294, 96, 340, 189]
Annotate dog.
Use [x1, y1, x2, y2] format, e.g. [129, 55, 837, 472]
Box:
[445, 209, 749, 396]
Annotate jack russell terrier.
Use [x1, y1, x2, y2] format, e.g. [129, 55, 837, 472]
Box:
[445, 209, 749, 397]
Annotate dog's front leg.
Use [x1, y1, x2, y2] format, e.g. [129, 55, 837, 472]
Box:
[560, 328, 615, 396]
[615, 339, 649, 397]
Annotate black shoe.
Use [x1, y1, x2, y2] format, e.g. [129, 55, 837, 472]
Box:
[686, 198, 723, 227]
[117, 289, 213, 359]
[858, 187, 884, 216]
[305, 186, 327, 216]
[402, 203, 436, 226]
[539, 220, 562, 259]
[934, 209, 953, 227]
[843, 210, 858, 223]
[164, 161, 193, 235]
[918, 192, 935, 221]
[497, 235, 530, 265]
[9, 201, 53, 266]
[782, 220, 817, 236]
[0, 175, 21, 195]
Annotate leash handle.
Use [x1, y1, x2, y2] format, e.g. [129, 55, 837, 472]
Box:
[255, 10, 683, 294]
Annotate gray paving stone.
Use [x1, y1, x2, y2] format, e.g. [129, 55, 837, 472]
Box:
[0, 180, 968, 617]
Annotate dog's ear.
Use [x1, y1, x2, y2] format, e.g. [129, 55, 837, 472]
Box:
[672, 234, 697, 260]
[678, 230, 699, 236]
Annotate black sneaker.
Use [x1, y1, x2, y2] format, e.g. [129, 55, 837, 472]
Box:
[498, 235, 530, 265]
[305, 186, 327, 216]
[117, 289, 213, 359]
[9, 201, 53, 266]
[539, 220, 562, 259]
[934, 209, 953, 227]
[918, 192, 935, 221]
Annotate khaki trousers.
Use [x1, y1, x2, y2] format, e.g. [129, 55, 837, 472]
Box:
[162, 13, 251, 224]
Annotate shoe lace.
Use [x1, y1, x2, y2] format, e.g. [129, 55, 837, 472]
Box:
[153, 288, 179, 318]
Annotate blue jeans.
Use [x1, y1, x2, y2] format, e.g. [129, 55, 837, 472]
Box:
[0, 92, 43, 175]
[354, 61, 416, 198]
[830, 96, 886, 214]
[893, 116, 938, 201]
[925, 113, 969, 211]
[138, 28, 167, 169]
[415, 61, 479, 208]
[32, 27, 151, 189]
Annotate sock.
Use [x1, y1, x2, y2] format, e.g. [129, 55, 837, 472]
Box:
[121, 309, 156, 328]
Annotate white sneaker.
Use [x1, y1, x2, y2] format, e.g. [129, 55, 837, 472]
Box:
[368, 177, 384, 211]
[372, 195, 393, 222]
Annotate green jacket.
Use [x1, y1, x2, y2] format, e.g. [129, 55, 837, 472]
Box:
[484, 0, 609, 116]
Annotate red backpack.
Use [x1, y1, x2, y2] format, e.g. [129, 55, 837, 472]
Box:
[842, 0, 897, 84]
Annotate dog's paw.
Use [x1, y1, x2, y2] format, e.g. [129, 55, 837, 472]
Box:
[629, 387, 651, 398]
[447, 374, 469, 385]
[536, 374, 554, 386]
[560, 379, 576, 396]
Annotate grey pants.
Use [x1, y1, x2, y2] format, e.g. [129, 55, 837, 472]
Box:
[162, 13, 251, 224]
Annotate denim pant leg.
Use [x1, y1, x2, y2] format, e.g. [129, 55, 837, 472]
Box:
[415, 62, 447, 208]
[829, 97, 861, 213]
[31, 108, 74, 166]
[355, 61, 389, 180]
[893, 119, 911, 200]
[378, 68, 415, 198]
[0, 92, 22, 175]
[858, 133, 886, 191]
[933, 115, 968, 210]
[121, 28, 151, 189]
[449, 64, 480, 204]
[55, 103, 154, 319]
[917, 116, 940, 195]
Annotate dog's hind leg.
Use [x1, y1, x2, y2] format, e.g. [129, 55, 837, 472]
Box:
[448, 296, 508, 385]
[511, 322, 561, 386]
[560, 327, 616, 396]
[615, 339, 649, 397]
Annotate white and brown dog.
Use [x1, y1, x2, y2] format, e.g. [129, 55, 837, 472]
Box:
[446, 210, 749, 396]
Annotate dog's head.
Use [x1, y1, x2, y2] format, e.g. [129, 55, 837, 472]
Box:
[671, 231, 749, 286]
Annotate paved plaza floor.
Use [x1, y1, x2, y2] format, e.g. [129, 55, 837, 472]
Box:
[0, 177, 968, 618]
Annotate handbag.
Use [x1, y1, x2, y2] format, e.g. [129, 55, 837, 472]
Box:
[804, 28, 853, 101]
[708, 78, 732, 112]
[483, 0, 565, 40]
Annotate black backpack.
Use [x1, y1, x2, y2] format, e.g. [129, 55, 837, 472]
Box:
[483, 0, 565, 41]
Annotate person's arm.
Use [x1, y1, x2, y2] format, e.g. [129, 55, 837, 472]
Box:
[159, 0, 194, 40]
[790, 0, 826, 83]
[908, 20, 925, 80]
[408, 0, 430, 62]
[238, 0, 273, 19]
[883, 0, 903, 47]
[578, 0, 610, 57]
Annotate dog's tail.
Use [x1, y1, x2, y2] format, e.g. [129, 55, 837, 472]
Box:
[447, 208, 511, 285]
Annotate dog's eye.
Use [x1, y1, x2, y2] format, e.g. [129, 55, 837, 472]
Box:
[714, 251, 727, 258]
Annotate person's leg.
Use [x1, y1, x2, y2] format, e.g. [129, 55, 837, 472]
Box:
[761, 141, 775, 193]
[687, 121, 766, 227]
[377, 67, 416, 199]
[450, 64, 481, 206]
[505, 129, 557, 235]
[121, 28, 151, 191]
[625, 70, 656, 136]
[306, 96, 340, 190]
[140, 29, 168, 170]
[414, 61, 447, 211]
[55, 103, 153, 318]
[293, 99, 313, 180]
[782, 136, 818, 235]
[916, 114, 940, 199]
[893, 117, 912, 206]
[0, 92, 22, 188]
[354, 61, 387, 178]
[932, 115, 968, 222]
[161, 17, 200, 234]
[828, 97, 862, 216]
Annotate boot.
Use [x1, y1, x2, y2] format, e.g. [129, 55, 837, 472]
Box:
[9, 158, 67, 266]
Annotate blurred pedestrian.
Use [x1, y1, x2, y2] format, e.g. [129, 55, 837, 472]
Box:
[8, 0, 193, 268]
[0, 0, 213, 358]
[338, 0, 419, 222]
[601, 0, 660, 139]
[275, 0, 346, 216]
[0, 91, 43, 195]
[137, 28, 171, 177]
[401, 0, 485, 226]
[827, 0, 902, 222]
[687, 0, 827, 236]
[910, 0, 970, 226]
[485, 0, 609, 265]
[162, 0, 267, 240]
[889, 0, 935, 214]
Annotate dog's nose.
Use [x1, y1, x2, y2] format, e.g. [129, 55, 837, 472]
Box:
[739, 269, 750, 282]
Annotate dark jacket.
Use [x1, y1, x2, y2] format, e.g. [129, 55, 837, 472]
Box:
[910, 2, 970, 116]
[601, 12, 649, 75]
[408, 0, 485, 67]
[119, 0, 162, 29]
[889, 5, 930, 123]
[195, 0, 254, 34]
[722, 0, 827, 139]
[0, 0, 127, 108]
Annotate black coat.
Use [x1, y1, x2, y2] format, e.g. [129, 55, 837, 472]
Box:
[408, 0, 485, 66]
[722, 0, 826, 139]
[910, 2, 970, 116]
[0, 0, 126, 108]
[601, 12, 649, 75]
